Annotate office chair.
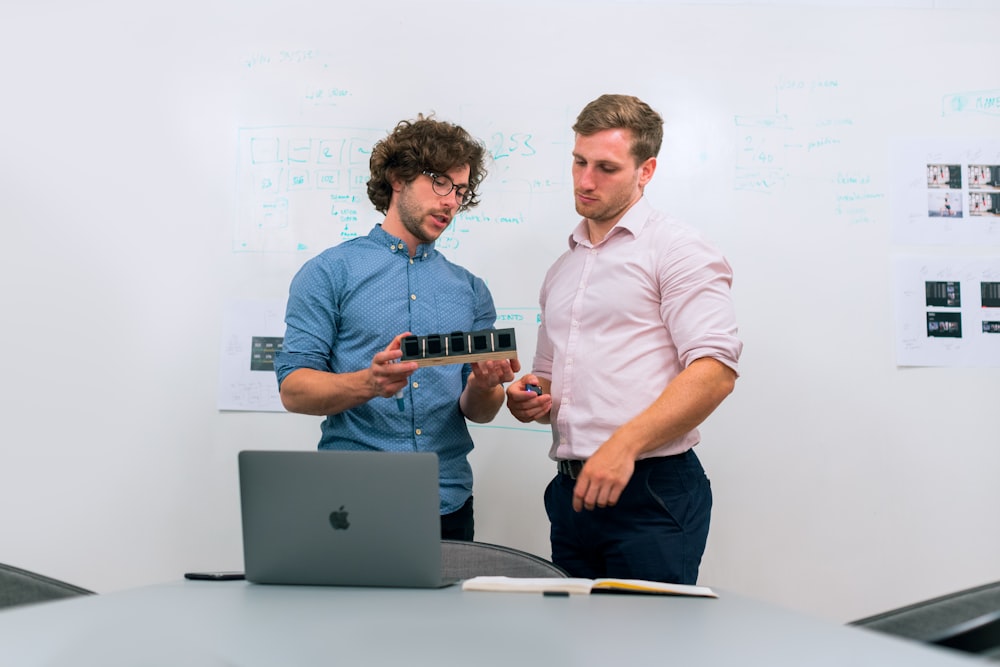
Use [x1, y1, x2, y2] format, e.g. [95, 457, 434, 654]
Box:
[440, 540, 569, 580]
[0, 562, 94, 611]
[850, 579, 1000, 661]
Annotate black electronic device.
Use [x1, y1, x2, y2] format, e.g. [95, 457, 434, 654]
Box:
[399, 328, 518, 367]
[184, 572, 245, 581]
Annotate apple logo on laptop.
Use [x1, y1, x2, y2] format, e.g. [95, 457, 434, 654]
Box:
[329, 505, 350, 530]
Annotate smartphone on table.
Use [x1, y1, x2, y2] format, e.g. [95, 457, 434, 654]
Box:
[184, 571, 245, 581]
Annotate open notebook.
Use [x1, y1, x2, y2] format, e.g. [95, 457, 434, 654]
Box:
[462, 576, 717, 597]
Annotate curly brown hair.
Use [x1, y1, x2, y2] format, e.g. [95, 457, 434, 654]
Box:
[367, 115, 488, 214]
[572, 94, 663, 165]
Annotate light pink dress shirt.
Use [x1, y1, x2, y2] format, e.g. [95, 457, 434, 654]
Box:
[533, 197, 742, 461]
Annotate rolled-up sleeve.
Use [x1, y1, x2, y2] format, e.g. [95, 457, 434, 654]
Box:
[275, 260, 339, 387]
[659, 235, 742, 376]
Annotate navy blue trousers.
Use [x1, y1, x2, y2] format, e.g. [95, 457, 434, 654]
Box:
[544, 449, 712, 585]
[440, 495, 474, 541]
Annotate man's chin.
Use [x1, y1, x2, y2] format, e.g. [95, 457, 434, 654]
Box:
[575, 202, 602, 220]
[416, 228, 441, 246]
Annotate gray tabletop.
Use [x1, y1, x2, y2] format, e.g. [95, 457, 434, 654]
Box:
[0, 580, 982, 666]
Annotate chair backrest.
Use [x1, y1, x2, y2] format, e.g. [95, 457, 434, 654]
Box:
[928, 609, 1000, 657]
[849, 579, 1000, 660]
[441, 540, 568, 580]
[0, 562, 94, 611]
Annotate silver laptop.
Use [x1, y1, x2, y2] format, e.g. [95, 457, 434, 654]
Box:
[238, 449, 455, 588]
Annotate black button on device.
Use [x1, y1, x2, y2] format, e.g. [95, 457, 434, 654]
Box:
[494, 328, 515, 351]
[448, 331, 468, 355]
[424, 334, 446, 358]
[402, 335, 421, 360]
[471, 331, 491, 352]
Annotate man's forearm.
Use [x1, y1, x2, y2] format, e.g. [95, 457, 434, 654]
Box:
[607, 357, 737, 459]
[460, 384, 506, 423]
[279, 368, 375, 416]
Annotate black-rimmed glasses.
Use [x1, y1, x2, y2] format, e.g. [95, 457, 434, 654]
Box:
[422, 171, 475, 206]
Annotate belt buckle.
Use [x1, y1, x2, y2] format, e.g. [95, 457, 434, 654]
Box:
[558, 460, 582, 479]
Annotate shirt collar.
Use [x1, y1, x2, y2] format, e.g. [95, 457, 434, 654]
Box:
[370, 223, 435, 260]
[567, 196, 653, 249]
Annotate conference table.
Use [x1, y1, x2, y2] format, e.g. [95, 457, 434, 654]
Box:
[0, 579, 983, 665]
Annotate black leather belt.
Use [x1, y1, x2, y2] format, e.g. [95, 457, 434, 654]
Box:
[557, 452, 690, 480]
[555, 460, 584, 479]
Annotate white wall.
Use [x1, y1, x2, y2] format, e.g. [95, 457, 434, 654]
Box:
[1, 0, 997, 622]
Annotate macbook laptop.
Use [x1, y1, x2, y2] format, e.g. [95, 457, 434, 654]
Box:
[238, 449, 455, 588]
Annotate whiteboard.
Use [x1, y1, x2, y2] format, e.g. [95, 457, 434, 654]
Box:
[1, 0, 998, 622]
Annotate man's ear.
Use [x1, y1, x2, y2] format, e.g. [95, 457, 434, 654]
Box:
[388, 170, 404, 193]
[638, 157, 657, 188]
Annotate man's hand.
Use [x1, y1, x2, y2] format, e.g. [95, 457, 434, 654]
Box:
[572, 441, 636, 512]
[367, 332, 418, 399]
[505, 375, 552, 424]
[467, 357, 520, 393]
[460, 357, 520, 423]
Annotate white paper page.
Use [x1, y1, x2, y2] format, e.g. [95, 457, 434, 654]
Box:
[217, 298, 286, 411]
[893, 255, 1000, 367]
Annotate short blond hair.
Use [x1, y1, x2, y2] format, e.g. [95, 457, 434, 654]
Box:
[572, 94, 663, 164]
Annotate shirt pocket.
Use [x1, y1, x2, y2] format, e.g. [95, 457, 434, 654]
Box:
[413, 289, 480, 335]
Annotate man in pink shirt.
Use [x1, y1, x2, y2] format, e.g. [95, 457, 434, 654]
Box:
[506, 94, 742, 585]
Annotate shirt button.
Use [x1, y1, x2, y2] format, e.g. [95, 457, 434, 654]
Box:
[415, 429, 422, 436]
[410, 294, 416, 300]
[397, 243, 404, 250]
[412, 381, 419, 389]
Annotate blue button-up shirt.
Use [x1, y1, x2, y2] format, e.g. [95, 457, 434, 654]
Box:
[275, 224, 499, 514]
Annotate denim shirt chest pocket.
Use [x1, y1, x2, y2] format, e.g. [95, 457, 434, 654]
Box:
[409, 282, 480, 336]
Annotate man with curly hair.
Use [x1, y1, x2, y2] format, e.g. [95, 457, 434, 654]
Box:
[275, 115, 518, 540]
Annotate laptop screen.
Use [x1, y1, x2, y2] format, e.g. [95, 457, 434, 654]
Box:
[238, 450, 450, 588]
